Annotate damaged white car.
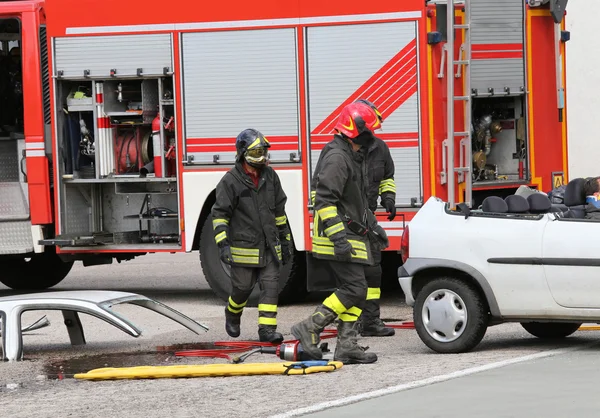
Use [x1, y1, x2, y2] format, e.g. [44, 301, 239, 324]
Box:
[398, 178, 599, 353]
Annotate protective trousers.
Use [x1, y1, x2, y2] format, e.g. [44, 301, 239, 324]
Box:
[227, 251, 280, 327]
[363, 248, 382, 321]
[321, 259, 368, 323]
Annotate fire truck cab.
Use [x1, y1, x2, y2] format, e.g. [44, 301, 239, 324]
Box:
[0, 0, 570, 304]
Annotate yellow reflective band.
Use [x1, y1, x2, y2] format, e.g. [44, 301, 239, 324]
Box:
[323, 293, 347, 315]
[276, 215, 287, 226]
[379, 178, 396, 194]
[348, 239, 367, 251]
[285, 234, 291, 241]
[231, 247, 260, 256]
[215, 231, 227, 244]
[228, 297, 247, 309]
[366, 287, 381, 300]
[231, 255, 260, 264]
[227, 305, 243, 314]
[351, 249, 368, 260]
[258, 317, 277, 326]
[338, 313, 359, 322]
[346, 306, 362, 316]
[258, 304, 278, 313]
[317, 206, 337, 221]
[247, 137, 262, 150]
[312, 244, 335, 256]
[311, 191, 316, 205]
[212, 218, 229, 229]
[324, 222, 345, 237]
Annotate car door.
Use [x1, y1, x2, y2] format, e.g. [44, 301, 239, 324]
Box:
[542, 217, 600, 308]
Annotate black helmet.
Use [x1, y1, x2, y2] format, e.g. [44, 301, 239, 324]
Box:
[235, 128, 270, 167]
[355, 99, 383, 124]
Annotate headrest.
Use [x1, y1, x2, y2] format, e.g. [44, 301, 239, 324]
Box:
[527, 193, 551, 214]
[482, 196, 508, 213]
[564, 178, 586, 207]
[505, 195, 529, 213]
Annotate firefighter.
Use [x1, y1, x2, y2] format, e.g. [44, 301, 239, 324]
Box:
[354, 98, 397, 338]
[291, 102, 389, 364]
[211, 128, 292, 344]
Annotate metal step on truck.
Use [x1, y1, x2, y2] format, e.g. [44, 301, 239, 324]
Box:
[0, 0, 570, 305]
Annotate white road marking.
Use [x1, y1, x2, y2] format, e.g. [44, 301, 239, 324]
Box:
[269, 341, 599, 418]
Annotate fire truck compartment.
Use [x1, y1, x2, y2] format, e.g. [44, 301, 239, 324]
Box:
[0, 18, 34, 255]
[471, 95, 529, 187]
[50, 70, 181, 249]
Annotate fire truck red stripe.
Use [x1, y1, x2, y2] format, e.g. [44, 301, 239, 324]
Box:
[309, 132, 418, 150]
[186, 136, 299, 152]
[471, 43, 523, 52]
[472, 51, 524, 60]
[312, 38, 417, 135]
[378, 80, 418, 116]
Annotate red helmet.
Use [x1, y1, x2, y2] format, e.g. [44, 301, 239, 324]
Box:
[334, 102, 380, 139]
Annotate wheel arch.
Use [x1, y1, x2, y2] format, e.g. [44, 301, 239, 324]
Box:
[405, 258, 501, 317]
[191, 189, 216, 252]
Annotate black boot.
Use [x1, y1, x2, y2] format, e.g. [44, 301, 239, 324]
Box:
[360, 300, 395, 337]
[258, 325, 284, 344]
[225, 307, 241, 338]
[334, 321, 378, 364]
[291, 305, 337, 360]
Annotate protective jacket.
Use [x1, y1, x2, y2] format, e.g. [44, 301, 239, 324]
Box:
[212, 162, 290, 268]
[311, 135, 373, 265]
[366, 136, 396, 212]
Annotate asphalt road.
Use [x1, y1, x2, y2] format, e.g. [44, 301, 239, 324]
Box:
[0, 253, 598, 418]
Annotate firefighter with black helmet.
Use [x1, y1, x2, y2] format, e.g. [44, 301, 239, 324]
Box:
[354, 98, 397, 338]
[291, 102, 389, 364]
[211, 128, 292, 344]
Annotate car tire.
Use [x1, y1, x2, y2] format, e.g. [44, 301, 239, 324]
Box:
[199, 215, 307, 307]
[521, 322, 581, 339]
[414, 277, 489, 353]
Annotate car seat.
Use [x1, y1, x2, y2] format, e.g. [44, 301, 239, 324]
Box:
[482, 196, 508, 213]
[562, 178, 587, 219]
[527, 193, 551, 214]
[505, 195, 529, 214]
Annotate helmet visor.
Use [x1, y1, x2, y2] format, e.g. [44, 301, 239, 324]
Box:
[244, 146, 268, 165]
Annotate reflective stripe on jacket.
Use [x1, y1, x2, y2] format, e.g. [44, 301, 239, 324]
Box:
[211, 163, 289, 268]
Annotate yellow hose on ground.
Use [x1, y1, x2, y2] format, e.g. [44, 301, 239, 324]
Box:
[74, 361, 344, 381]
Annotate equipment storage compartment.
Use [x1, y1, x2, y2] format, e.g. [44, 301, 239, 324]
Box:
[471, 96, 528, 186]
[51, 75, 181, 250]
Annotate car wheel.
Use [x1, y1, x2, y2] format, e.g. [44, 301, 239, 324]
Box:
[414, 277, 489, 353]
[521, 322, 581, 339]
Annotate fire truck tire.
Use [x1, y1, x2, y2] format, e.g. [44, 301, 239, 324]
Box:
[0, 250, 74, 290]
[199, 216, 307, 307]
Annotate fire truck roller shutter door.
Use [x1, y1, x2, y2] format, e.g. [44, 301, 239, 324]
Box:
[306, 21, 422, 206]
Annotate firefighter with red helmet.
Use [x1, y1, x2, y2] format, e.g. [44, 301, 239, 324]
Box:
[211, 128, 292, 344]
[291, 102, 389, 364]
[354, 98, 397, 338]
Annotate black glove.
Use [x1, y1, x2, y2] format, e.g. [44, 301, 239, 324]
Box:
[281, 240, 292, 265]
[218, 243, 233, 265]
[332, 237, 356, 260]
[382, 198, 396, 221]
[370, 224, 390, 251]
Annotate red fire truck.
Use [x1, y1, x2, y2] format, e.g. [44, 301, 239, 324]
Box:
[0, 0, 569, 304]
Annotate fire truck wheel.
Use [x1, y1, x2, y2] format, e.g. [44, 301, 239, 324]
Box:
[0, 250, 74, 290]
[199, 216, 307, 307]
